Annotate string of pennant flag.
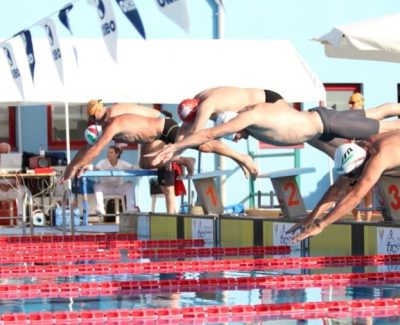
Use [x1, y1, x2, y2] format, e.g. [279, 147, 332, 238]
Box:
[0, 0, 223, 99]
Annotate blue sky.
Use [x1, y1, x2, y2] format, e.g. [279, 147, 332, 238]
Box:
[1, 0, 400, 40]
[0, 0, 72, 38]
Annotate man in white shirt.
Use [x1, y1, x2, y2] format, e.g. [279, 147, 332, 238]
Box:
[93, 145, 137, 215]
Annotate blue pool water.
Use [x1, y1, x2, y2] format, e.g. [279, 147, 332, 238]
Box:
[1, 249, 400, 324]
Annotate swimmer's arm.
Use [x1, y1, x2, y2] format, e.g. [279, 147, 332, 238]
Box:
[319, 159, 383, 229]
[311, 177, 350, 219]
[147, 110, 256, 166]
[178, 111, 253, 150]
[188, 100, 216, 134]
[61, 123, 117, 182]
[286, 177, 347, 234]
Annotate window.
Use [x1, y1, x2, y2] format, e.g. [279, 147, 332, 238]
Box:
[47, 103, 162, 150]
[324, 84, 362, 111]
[47, 103, 87, 150]
[0, 106, 16, 150]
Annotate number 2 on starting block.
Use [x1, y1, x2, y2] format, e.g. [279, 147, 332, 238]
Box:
[284, 181, 300, 207]
[271, 176, 306, 218]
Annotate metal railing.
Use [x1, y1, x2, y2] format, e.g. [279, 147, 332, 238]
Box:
[21, 187, 34, 236]
[257, 190, 280, 209]
[62, 187, 75, 235]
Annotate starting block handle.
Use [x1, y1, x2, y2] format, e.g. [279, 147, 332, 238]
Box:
[178, 169, 233, 180]
[257, 167, 316, 179]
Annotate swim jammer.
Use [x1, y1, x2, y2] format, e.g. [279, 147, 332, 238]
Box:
[264, 90, 284, 103]
[309, 106, 380, 142]
[159, 118, 179, 144]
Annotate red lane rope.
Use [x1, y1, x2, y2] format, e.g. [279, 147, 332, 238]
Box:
[0, 250, 121, 264]
[0, 234, 137, 243]
[1, 298, 400, 324]
[0, 239, 205, 251]
[1, 271, 400, 300]
[0, 245, 288, 260]
[1, 254, 400, 278]
[128, 246, 290, 258]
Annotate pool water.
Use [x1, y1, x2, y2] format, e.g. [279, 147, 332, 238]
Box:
[1, 241, 400, 324]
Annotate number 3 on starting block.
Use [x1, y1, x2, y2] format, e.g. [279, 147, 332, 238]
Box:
[377, 175, 400, 221]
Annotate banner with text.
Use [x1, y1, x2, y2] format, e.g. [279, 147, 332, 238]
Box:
[41, 19, 64, 84]
[20, 30, 36, 82]
[192, 218, 214, 247]
[92, 0, 118, 62]
[377, 227, 400, 271]
[155, 0, 189, 32]
[58, 3, 78, 64]
[1, 43, 24, 98]
[115, 0, 146, 39]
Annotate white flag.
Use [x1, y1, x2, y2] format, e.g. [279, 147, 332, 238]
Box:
[41, 18, 64, 84]
[20, 30, 36, 82]
[91, 0, 118, 62]
[155, 0, 189, 32]
[1, 43, 24, 98]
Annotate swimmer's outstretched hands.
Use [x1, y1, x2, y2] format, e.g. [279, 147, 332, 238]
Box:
[285, 214, 316, 236]
[145, 144, 176, 166]
[59, 164, 93, 184]
[290, 219, 324, 243]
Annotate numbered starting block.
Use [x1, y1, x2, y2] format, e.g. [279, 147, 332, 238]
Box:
[180, 170, 232, 215]
[258, 167, 315, 219]
[377, 175, 400, 221]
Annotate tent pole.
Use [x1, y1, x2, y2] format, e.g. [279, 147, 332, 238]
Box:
[64, 100, 72, 190]
[17, 105, 22, 152]
[213, 0, 226, 206]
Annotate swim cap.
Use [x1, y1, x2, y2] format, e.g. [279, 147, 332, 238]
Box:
[87, 99, 103, 116]
[84, 124, 102, 146]
[177, 98, 199, 122]
[215, 111, 238, 141]
[334, 143, 366, 175]
[349, 92, 364, 106]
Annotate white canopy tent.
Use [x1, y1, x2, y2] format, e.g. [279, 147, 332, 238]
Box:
[313, 13, 400, 63]
[0, 39, 326, 104]
[1, 39, 326, 170]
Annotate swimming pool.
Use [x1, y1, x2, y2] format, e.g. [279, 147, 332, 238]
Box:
[1, 234, 400, 324]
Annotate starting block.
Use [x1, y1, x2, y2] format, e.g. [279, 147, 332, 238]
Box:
[376, 175, 400, 221]
[179, 170, 233, 215]
[257, 167, 315, 219]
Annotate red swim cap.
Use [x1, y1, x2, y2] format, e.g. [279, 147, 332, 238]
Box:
[177, 98, 199, 122]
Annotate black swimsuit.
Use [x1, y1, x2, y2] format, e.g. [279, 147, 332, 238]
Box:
[264, 89, 284, 103]
[157, 118, 180, 187]
[159, 118, 179, 144]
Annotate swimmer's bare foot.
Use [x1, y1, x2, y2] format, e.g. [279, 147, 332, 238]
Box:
[240, 154, 258, 178]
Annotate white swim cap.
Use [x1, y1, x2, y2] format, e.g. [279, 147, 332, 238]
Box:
[334, 143, 367, 175]
[215, 111, 238, 141]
